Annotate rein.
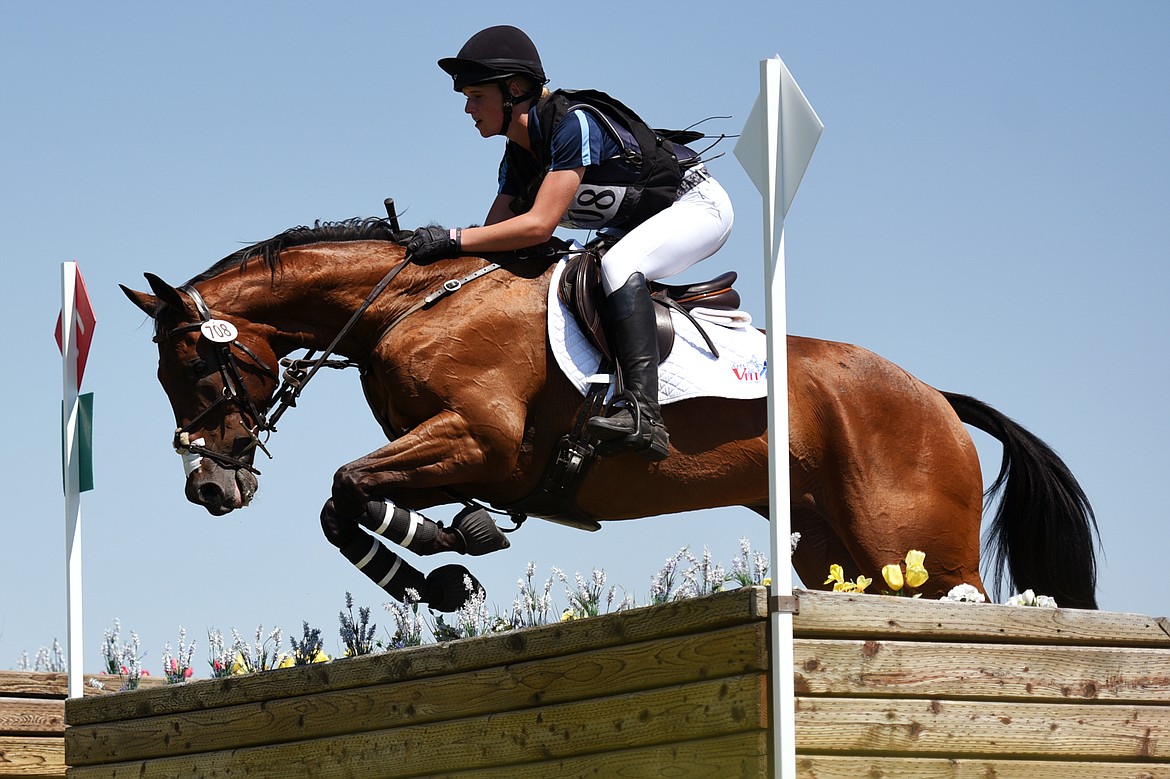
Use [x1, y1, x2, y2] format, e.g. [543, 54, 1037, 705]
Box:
[266, 256, 414, 430]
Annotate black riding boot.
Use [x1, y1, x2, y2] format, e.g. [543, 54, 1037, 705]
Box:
[585, 273, 670, 461]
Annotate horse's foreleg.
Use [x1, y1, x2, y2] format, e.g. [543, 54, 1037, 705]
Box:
[332, 498, 508, 557]
[324, 409, 522, 610]
[329, 407, 521, 528]
[319, 499, 485, 612]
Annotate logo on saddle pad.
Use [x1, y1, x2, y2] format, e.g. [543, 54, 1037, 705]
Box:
[731, 357, 766, 383]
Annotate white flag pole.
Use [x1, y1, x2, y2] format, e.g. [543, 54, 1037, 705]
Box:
[61, 262, 84, 698]
[734, 56, 822, 777]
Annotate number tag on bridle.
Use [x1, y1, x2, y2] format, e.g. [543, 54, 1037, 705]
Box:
[200, 319, 238, 343]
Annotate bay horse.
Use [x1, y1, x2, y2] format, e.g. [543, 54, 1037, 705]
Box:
[121, 218, 1099, 610]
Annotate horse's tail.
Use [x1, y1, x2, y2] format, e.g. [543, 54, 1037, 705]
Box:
[942, 391, 1099, 609]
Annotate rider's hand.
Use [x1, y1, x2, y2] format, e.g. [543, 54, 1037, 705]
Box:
[406, 226, 462, 263]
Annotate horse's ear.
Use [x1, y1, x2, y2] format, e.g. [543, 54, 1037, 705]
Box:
[120, 273, 186, 318]
[120, 284, 161, 318]
[143, 273, 187, 312]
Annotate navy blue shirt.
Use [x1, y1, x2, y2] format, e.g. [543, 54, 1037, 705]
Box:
[498, 99, 696, 230]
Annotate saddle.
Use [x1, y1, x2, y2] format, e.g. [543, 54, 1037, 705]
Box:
[557, 242, 741, 362]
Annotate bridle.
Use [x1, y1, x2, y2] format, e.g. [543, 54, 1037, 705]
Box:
[155, 283, 280, 475]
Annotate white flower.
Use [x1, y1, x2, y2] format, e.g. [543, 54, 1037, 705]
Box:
[1006, 589, 1035, 606]
[1006, 589, 1058, 608]
[940, 584, 986, 603]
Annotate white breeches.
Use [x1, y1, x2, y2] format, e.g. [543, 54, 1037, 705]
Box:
[599, 174, 734, 295]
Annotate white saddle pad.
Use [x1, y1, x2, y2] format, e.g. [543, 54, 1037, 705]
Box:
[547, 257, 769, 405]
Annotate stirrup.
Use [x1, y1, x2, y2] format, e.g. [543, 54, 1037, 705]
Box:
[589, 391, 669, 461]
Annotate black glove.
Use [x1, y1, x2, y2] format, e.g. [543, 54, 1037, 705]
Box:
[406, 226, 461, 263]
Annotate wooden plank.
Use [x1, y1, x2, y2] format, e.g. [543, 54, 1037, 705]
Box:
[67, 624, 767, 766]
[0, 736, 64, 777]
[795, 755, 1170, 778]
[0, 699, 63, 737]
[0, 673, 161, 700]
[794, 638, 1170, 702]
[432, 732, 770, 778]
[66, 586, 768, 727]
[793, 590, 1170, 647]
[795, 696, 1170, 760]
[66, 674, 768, 778]
[73, 677, 165, 697]
[0, 675, 65, 701]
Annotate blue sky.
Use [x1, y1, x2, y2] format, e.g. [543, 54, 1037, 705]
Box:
[2, 2, 1167, 675]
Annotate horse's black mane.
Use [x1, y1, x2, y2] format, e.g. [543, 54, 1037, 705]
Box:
[187, 218, 411, 285]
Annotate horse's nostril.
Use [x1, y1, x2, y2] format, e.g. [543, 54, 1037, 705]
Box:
[196, 482, 224, 506]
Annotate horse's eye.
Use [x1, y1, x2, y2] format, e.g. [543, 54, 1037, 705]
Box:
[185, 359, 210, 379]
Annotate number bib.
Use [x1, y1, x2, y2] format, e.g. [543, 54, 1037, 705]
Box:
[200, 319, 238, 343]
[562, 184, 630, 229]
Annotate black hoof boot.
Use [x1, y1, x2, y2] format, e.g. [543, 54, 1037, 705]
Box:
[451, 507, 510, 555]
[424, 564, 484, 612]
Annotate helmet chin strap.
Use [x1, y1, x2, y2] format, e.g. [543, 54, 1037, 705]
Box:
[496, 82, 541, 138]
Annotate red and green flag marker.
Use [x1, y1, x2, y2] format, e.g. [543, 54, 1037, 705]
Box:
[56, 263, 96, 491]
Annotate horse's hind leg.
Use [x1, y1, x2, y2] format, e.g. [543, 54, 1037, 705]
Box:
[830, 474, 988, 599]
[753, 505, 867, 590]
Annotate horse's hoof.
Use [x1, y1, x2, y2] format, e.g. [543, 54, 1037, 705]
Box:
[451, 507, 510, 556]
[424, 564, 484, 612]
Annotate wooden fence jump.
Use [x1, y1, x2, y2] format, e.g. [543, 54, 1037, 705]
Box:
[63, 589, 1170, 778]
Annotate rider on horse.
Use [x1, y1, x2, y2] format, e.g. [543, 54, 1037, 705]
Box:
[407, 25, 735, 461]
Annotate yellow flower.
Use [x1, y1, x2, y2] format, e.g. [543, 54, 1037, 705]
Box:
[561, 608, 577, 622]
[276, 654, 294, 669]
[824, 564, 845, 586]
[904, 550, 928, 588]
[311, 648, 330, 664]
[882, 564, 904, 591]
[855, 575, 872, 593]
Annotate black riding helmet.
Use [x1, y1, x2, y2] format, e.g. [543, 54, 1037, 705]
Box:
[438, 25, 548, 136]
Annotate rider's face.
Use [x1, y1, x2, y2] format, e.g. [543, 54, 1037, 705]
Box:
[462, 86, 503, 138]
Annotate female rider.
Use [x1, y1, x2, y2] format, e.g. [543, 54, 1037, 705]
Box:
[407, 25, 734, 461]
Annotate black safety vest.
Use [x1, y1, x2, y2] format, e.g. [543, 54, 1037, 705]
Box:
[505, 89, 685, 230]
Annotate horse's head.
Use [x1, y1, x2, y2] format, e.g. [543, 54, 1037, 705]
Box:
[121, 273, 281, 515]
